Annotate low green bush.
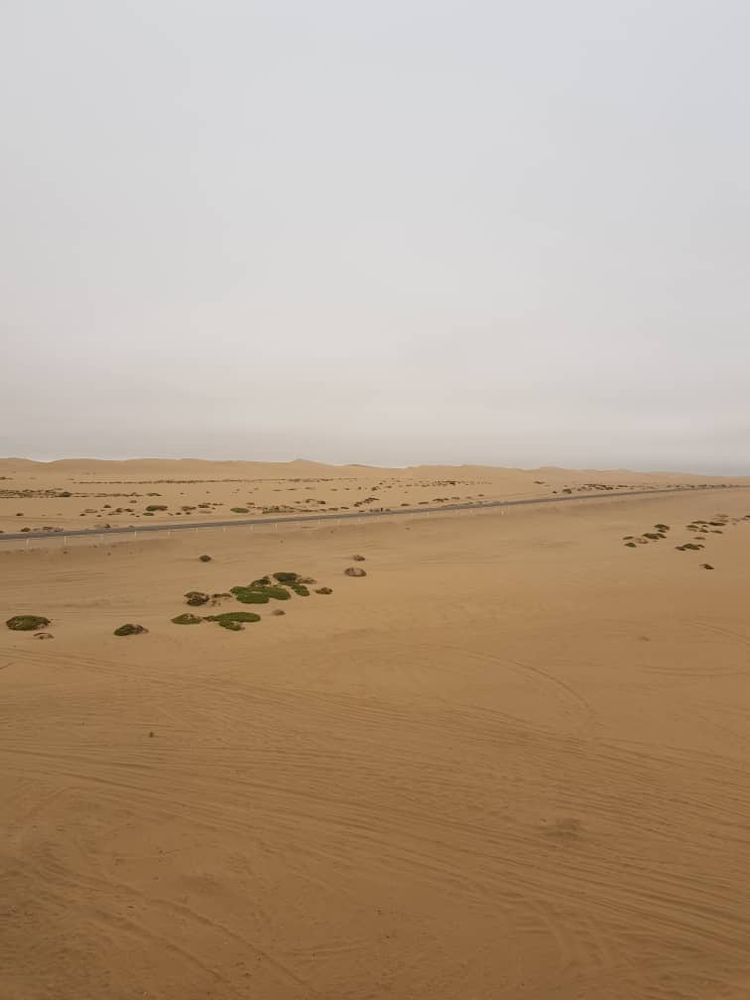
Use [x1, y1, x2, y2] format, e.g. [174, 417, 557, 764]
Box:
[6, 614, 50, 631]
[185, 591, 210, 606]
[230, 507, 250, 514]
[231, 588, 270, 604]
[114, 623, 147, 636]
[205, 611, 261, 625]
[172, 613, 202, 625]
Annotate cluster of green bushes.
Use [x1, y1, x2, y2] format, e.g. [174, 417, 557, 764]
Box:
[166, 570, 331, 631]
[6, 569, 338, 641]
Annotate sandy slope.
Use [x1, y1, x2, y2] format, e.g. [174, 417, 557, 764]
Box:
[2, 466, 750, 999]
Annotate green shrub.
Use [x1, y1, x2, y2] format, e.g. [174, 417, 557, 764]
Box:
[199, 554, 212, 562]
[236, 584, 290, 601]
[262, 585, 291, 600]
[315, 586, 333, 594]
[6, 614, 50, 631]
[273, 572, 299, 584]
[654, 524, 670, 531]
[231, 588, 270, 604]
[114, 623, 147, 636]
[251, 576, 271, 587]
[230, 507, 249, 514]
[145, 504, 167, 512]
[185, 591, 210, 606]
[643, 532, 662, 540]
[291, 584, 310, 597]
[171, 613, 202, 625]
[624, 542, 637, 548]
[205, 611, 261, 625]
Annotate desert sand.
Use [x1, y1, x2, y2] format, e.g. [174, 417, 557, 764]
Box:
[3, 459, 750, 999]
[0, 457, 741, 535]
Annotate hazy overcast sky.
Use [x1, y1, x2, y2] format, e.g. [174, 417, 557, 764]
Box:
[2, 1, 748, 471]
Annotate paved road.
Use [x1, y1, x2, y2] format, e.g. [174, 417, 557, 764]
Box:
[0, 484, 744, 543]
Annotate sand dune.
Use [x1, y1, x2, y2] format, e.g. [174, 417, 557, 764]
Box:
[2, 460, 750, 998]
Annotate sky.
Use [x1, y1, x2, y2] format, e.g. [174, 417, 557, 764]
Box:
[1, 0, 748, 473]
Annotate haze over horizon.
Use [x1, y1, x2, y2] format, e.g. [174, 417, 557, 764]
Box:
[2, 1, 748, 474]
